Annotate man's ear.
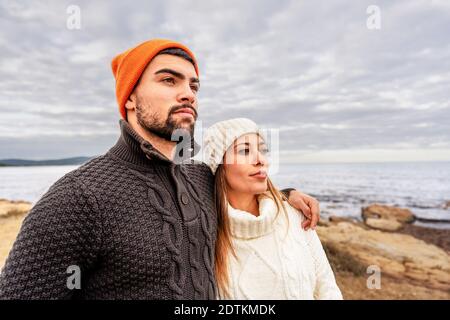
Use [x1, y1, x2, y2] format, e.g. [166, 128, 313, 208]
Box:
[125, 91, 137, 111]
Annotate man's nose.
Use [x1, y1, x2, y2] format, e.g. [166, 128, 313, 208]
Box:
[177, 83, 196, 105]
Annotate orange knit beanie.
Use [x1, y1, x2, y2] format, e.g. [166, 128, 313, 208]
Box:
[111, 39, 199, 120]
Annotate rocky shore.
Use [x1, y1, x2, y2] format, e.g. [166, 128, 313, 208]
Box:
[0, 199, 449, 299]
[320, 204, 450, 299]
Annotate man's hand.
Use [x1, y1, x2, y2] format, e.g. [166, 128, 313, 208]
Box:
[286, 190, 320, 231]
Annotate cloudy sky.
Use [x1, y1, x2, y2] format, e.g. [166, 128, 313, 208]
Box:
[0, 0, 449, 162]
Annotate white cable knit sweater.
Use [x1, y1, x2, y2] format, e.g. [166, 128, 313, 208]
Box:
[223, 195, 343, 300]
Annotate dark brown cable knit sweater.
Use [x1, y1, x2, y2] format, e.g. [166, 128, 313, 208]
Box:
[0, 120, 217, 300]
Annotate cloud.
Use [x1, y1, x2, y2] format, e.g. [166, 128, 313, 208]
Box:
[0, 0, 449, 161]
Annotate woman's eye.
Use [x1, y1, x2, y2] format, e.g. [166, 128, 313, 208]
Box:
[238, 149, 250, 156]
[260, 148, 270, 154]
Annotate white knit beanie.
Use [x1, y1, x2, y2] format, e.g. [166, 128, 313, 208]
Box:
[203, 118, 266, 174]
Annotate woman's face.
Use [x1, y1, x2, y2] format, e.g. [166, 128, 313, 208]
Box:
[223, 133, 269, 195]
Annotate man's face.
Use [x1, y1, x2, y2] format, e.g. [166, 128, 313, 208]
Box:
[127, 53, 200, 141]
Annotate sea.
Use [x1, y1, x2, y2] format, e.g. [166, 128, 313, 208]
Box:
[1, 161, 449, 229]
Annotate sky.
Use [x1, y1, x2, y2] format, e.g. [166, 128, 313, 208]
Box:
[0, 0, 449, 163]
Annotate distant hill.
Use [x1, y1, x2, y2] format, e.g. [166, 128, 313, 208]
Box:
[0, 156, 94, 166]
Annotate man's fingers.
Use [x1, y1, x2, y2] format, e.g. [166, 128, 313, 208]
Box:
[287, 190, 320, 231]
[296, 199, 312, 218]
[308, 198, 320, 229]
[302, 218, 311, 231]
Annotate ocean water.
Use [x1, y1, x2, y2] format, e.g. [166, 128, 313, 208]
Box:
[271, 162, 450, 229]
[0, 165, 79, 203]
[1, 162, 449, 228]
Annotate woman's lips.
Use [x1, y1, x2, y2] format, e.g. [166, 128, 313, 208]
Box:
[250, 170, 267, 179]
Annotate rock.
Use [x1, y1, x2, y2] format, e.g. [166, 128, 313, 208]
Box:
[329, 216, 356, 224]
[317, 222, 450, 291]
[0, 199, 32, 218]
[362, 204, 416, 224]
[365, 217, 402, 232]
[317, 219, 331, 227]
[443, 201, 450, 210]
[328, 215, 368, 229]
[398, 224, 450, 254]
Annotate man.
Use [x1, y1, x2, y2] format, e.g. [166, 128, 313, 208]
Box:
[0, 39, 320, 299]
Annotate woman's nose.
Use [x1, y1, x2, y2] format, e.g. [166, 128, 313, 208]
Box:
[254, 151, 266, 166]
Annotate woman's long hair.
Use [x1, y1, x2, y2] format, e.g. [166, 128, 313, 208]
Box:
[214, 164, 288, 298]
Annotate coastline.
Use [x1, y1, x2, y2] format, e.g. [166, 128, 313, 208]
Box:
[1, 199, 449, 299]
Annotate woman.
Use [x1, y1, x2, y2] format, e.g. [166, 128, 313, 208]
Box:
[203, 118, 342, 300]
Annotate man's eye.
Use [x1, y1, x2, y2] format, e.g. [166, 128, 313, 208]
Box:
[190, 85, 199, 93]
[260, 148, 269, 154]
[163, 78, 175, 84]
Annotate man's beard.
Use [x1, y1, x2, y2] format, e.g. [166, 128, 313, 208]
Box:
[135, 101, 197, 142]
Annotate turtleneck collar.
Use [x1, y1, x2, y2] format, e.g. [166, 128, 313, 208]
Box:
[108, 119, 201, 168]
[227, 194, 280, 239]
